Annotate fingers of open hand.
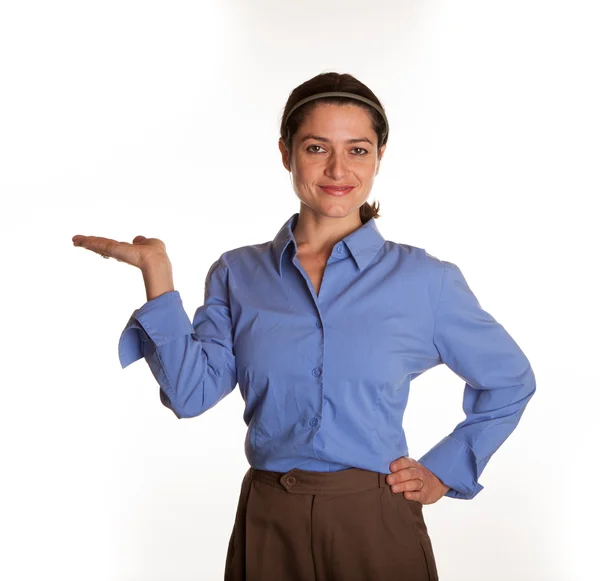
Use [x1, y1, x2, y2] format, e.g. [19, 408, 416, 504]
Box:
[72, 235, 125, 262]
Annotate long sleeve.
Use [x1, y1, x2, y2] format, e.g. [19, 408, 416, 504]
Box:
[417, 260, 536, 500]
[117, 257, 238, 419]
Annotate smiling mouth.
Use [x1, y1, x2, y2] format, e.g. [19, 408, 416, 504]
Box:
[319, 186, 354, 196]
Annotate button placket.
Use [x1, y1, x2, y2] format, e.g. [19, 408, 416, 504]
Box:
[312, 308, 324, 438]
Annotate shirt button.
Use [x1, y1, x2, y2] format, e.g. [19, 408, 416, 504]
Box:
[312, 367, 321, 377]
[309, 417, 319, 427]
[336, 244, 343, 253]
[285, 476, 296, 485]
[316, 320, 322, 328]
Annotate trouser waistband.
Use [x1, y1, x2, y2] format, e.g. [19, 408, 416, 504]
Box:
[249, 467, 389, 495]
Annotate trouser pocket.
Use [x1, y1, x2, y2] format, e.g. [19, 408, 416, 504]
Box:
[390, 487, 439, 581]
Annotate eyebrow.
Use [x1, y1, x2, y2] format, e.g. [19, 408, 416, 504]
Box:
[299, 134, 374, 146]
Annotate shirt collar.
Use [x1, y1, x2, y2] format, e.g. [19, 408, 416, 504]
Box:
[272, 212, 386, 277]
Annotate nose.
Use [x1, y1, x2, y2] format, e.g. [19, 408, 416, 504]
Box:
[325, 150, 349, 180]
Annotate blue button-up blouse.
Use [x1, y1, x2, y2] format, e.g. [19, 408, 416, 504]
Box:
[118, 212, 536, 500]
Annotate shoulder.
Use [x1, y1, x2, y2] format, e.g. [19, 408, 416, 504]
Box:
[208, 240, 272, 274]
[383, 237, 450, 276]
[382, 239, 464, 305]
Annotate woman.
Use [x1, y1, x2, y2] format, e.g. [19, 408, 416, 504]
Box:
[72, 72, 536, 580]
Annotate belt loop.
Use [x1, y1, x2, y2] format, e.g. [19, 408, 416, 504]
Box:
[379, 473, 388, 488]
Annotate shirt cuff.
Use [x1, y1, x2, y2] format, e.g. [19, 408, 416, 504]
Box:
[118, 290, 195, 369]
[417, 435, 485, 500]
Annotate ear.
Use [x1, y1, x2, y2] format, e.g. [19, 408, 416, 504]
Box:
[375, 143, 386, 175]
[279, 139, 291, 172]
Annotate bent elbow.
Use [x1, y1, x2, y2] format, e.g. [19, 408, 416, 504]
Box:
[525, 363, 537, 399]
[159, 388, 198, 419]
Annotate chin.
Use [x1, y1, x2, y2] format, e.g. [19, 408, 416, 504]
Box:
[298, 192, 366, 217]
[315, 204, 362, 219]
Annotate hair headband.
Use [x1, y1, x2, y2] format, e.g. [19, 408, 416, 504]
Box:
[283, 91, 389, 143]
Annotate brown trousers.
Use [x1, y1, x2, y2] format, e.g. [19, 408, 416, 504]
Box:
[224, 466, 439, 580]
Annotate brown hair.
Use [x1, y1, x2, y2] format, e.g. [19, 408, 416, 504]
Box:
[280, 72, 388, 223]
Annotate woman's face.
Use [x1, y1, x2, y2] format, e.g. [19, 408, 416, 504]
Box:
[279, 102, 386, 220]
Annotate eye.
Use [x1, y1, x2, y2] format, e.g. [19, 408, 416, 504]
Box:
[306, 145, 369, 155]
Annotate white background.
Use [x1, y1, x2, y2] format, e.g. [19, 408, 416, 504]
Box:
[1, 1, 598, 580]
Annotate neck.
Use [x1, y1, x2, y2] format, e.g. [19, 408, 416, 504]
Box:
[292, 207, 362, 256]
